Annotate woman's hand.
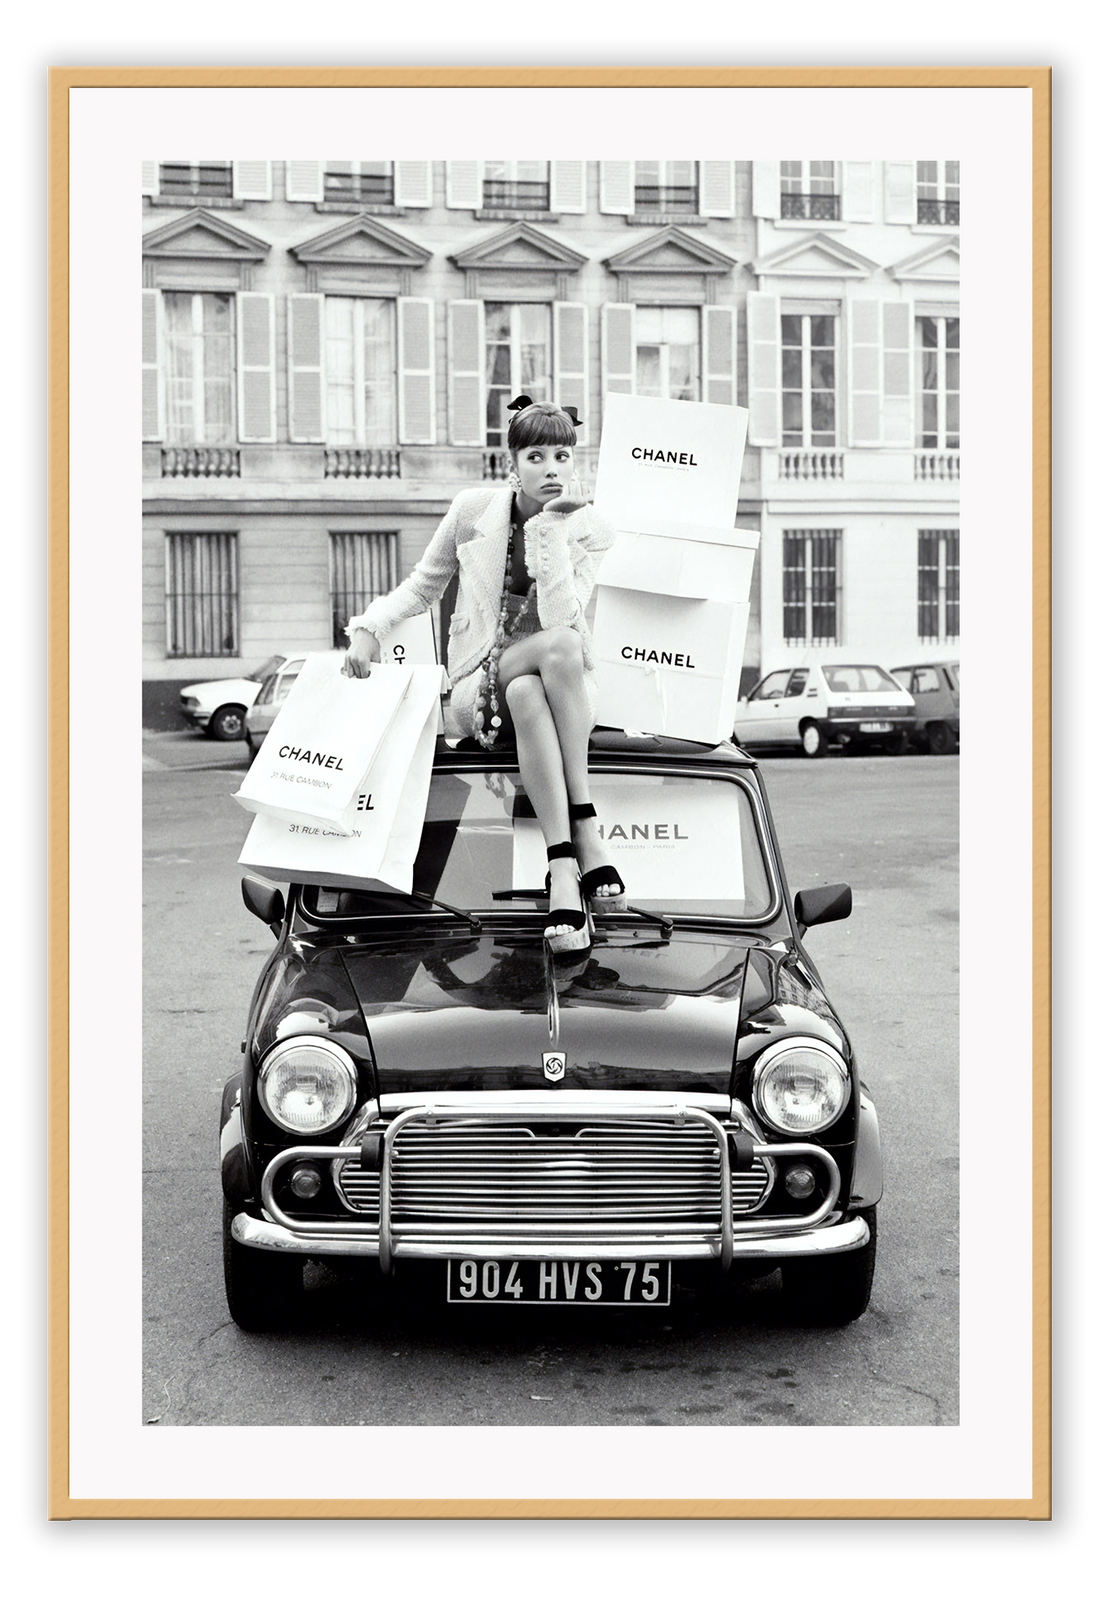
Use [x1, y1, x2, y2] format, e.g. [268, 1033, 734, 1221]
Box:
[343, 627, 382, 678]
[543, 476, 592, 516]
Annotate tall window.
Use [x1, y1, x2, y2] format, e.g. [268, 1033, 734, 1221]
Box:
[158, 162, 233, 199]
[636, 307, 700, 401]
[634, 161, 698, 214]
[780, 161, 839, 221]
[163, 291, 236, 444]
[482, 161, 550, 211]
[323, 161, 394, 205]
[783, 530, 841, 645]
[485, 303, 552, 447]
[918, 530, 960, 643]
[916, 161, 960, 225]
[919, 316, 960, 449]
[330, 532, 399, 647]
[324, 298, 398, 446]
[166, 532, 239, 657]
[781, 313, 836, 447]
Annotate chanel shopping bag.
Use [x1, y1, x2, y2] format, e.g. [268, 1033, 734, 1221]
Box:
[238, 664, 446, 892]
[233, 656, 417, 832]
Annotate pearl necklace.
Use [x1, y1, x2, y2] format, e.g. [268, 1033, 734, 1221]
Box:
[473, 508, 534, 748]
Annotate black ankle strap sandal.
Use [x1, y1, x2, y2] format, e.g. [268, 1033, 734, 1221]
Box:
[544, 841, 592, 954]
[568, 804, 628, 912]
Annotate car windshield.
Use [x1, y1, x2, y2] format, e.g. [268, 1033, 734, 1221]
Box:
[247, 655, 286, 682]
[822, 664, 899, 693]
[949, 664, 960, 686]
[305, 766, 775, 922]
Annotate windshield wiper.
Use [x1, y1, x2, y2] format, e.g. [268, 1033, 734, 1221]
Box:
[406, 891, 482, 930]
[598, 906, 675, 939]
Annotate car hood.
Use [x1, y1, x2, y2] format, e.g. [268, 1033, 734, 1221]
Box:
[180, 677, 262, 705]
[336, 929, 755, 1100]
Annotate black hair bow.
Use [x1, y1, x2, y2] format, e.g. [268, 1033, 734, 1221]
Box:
[505, 395, 584, 426]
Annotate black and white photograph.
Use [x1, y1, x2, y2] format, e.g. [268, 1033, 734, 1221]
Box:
[57, 70, 1045, 1520]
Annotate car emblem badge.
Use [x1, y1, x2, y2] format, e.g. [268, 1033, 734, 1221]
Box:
[542, 1051, 566, 1083]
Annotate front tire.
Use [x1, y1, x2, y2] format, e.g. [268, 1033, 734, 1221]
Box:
[223, 1201, 305, 1331]
[245, 728, 261, 759]
[800, 721, 827, 759]
[209, 704, 246, 743]
[780, 1208, 877, 1326]
[927, 722, 957, 756]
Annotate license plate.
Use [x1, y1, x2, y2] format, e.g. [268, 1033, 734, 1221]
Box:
[447, 1258, 671, 1306]
[859, 722, 892, 733]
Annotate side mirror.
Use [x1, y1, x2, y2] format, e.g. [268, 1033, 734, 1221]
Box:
[242, 874, 285, 935]
[793, 882, 852, 933]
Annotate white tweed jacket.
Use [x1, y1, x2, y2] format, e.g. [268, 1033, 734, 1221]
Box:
[346, 485, 617, 683]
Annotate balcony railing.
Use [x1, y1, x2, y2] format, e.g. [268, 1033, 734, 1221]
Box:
[780, 192, 841, 221]
[914, 452, 960, 481]
[917, 198, 960, 226]
[482, 450, 512, 481]
[325, 448, 402, 480]
[633, 185, 699, 214]
[482, 179, 550, 211]
[778, 450, 845, 481]
[161, 446, 240, 478]
[323, 172, 395, 206]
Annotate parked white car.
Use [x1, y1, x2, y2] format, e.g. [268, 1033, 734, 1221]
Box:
[734, 660, 916, 758]
[179, 655, 292, 743]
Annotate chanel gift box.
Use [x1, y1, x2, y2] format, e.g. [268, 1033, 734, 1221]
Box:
[591, 394, 756, 743]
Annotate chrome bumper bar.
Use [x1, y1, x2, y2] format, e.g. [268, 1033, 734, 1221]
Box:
[251, 1101, 847, 1271]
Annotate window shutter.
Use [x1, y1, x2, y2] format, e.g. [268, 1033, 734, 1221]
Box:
[287, 293, 325, 442]
[397, 297, 436, 444]
[233, 160, 272, 201]
[702, 305, 737, 406]
[142, 161, 159, 197]
[237, 292, 277, 443]
[446, 161, 483, 211]
[842, 161, 874, 223]
[142, 289, 164, 441]
[752, 161, 780, 220]
[847, 299, 884, 445]
[285, 160, 324, 202]
[447, 300, 485, 445]
[601, 303, 636, 394]
[746, 293, 781, 446]
[394, 161, 432, 208]
[882, 300, 913, 445]
[550, 161, 586, 214]
[698, 161, 734, 218]
[884, 161, 917, 224]
[599, 161, 635, 216]
[553, 302, 589, 443]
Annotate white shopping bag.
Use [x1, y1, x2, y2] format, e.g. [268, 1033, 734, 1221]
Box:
[377, 611, 439, 667]
[234, 658, 428, 832]
[238, 669, 442, 892]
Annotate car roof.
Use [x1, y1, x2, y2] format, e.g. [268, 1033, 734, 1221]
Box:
[438, 729, 757, 771]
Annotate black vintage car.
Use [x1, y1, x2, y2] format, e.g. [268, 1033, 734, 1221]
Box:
[222, 732, 882, 1330]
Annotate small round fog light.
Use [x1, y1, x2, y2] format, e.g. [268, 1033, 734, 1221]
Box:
[784, 1165, 817, 1200]
[290, 1165, 322, 1200]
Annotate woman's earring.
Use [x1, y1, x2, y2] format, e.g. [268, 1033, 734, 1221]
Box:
[507, 469, 522, 492]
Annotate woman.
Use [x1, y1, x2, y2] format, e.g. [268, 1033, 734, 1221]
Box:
[344, 396, 625, 954]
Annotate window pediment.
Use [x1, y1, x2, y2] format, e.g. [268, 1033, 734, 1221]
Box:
[448, 221, 588, 274]
[602, 226, 737, 276]
[751, 231, 878, 279]
[141, 208, 271, 262]
[291, 215, 432, 271]
[890, 237, 960, 284]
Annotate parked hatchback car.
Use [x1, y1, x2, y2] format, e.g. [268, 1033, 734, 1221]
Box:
[180, 654, 290, 743]
[734, 660, 916, 758]
[223, 731, 883, 1331]
[889, 661, 960, 754]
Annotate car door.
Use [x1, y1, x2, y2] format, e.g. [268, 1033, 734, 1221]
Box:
[770, 667, 812, 744]
[737, 670, 791, 744]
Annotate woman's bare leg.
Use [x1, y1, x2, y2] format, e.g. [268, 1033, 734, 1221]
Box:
[500, 671, 580, 937]
[497, 628, 623, 900]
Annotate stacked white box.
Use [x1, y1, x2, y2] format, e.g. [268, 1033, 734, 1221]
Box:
[591, 394, 756, 744]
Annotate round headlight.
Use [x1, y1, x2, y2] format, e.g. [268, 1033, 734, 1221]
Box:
[257, 1036, 357, 1135]
[753, 1039, 850, 1135]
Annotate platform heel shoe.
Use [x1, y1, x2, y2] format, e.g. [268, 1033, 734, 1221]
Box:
[543, 841, 594, 955]
[569, 803, 628, 913]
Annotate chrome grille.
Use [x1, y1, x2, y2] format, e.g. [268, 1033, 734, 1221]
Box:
[334, 1117, 770, 1224]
